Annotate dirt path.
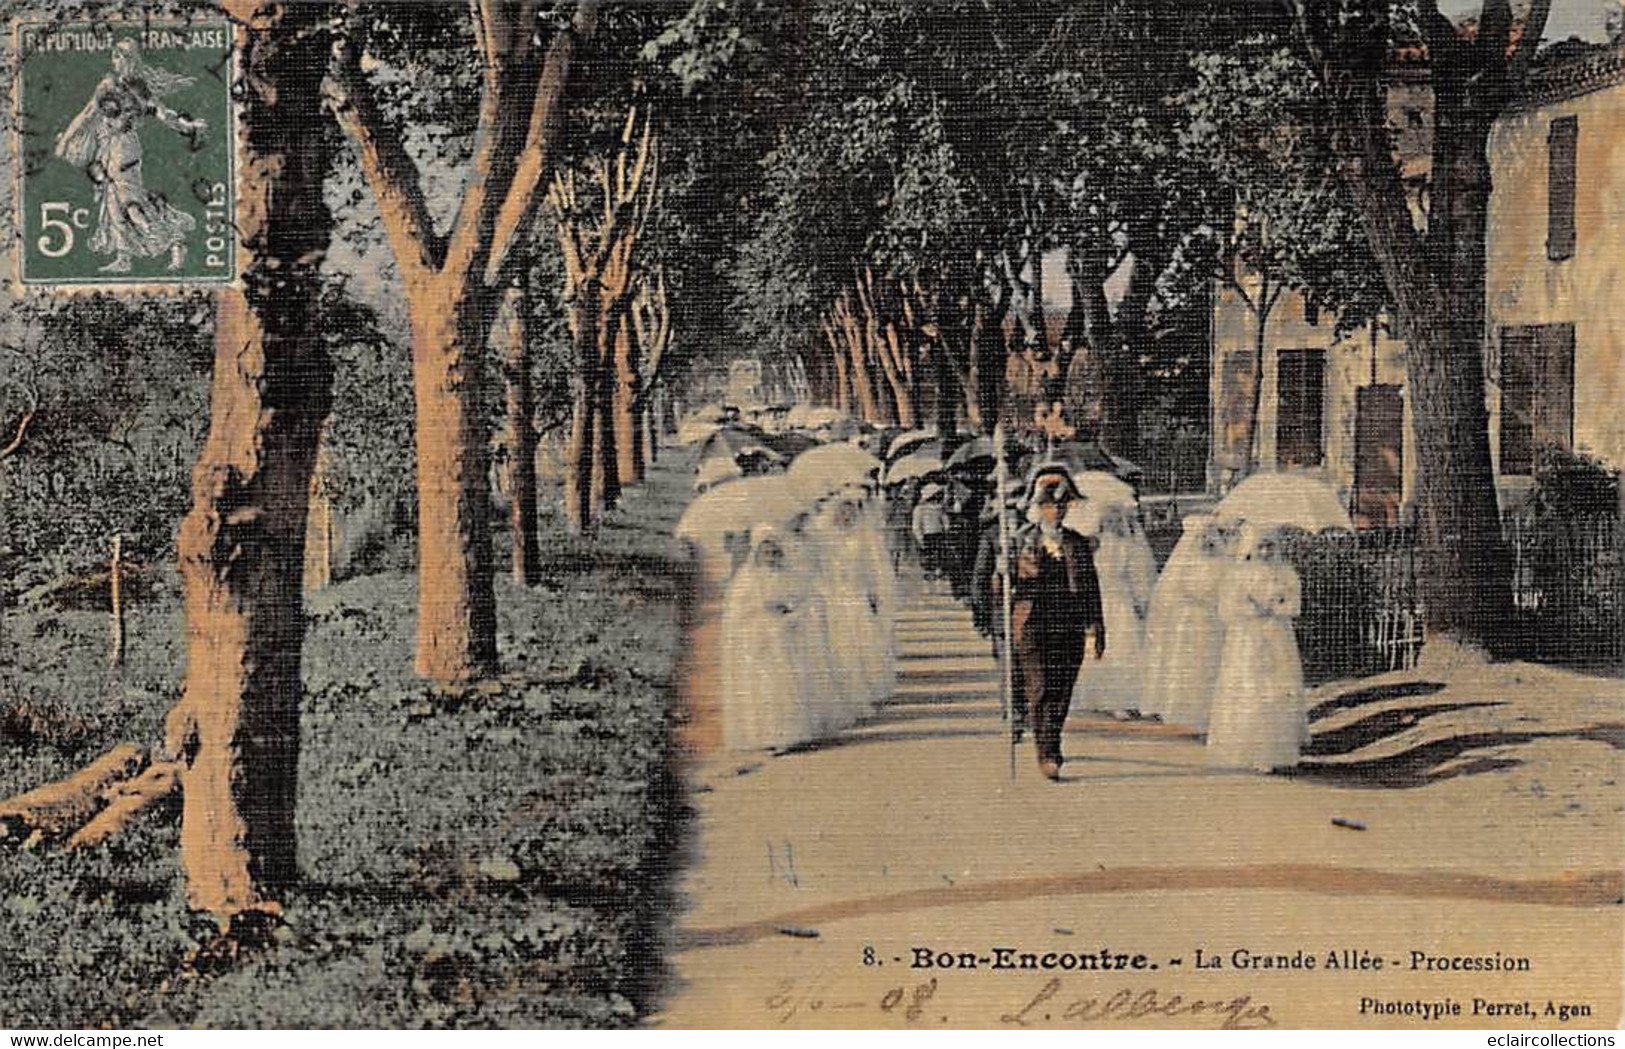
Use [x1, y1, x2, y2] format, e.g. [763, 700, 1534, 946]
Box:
[653, 579, 1624, 1029]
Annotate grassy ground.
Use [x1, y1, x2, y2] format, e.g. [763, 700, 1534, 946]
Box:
[0, 454, 695, 1029]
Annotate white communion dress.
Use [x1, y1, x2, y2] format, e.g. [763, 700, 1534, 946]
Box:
[1142, 518, 1230, 730]
[1071, 510, 1158, 714]
[1205, 555, 1307, 772]
[720, 526, 837, 751]
[856, 498, 897, 709]
[808, 501, 881, 728]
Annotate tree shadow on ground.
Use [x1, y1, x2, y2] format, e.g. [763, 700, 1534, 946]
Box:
[1303, 701, 1505, 757]
[1051, 767, 1218, 784]
[534, 550, 688, 604]
[774, 726, 1004, 755]
[1307, 680, 1447, 722]
[1291, 723, 1622, 789]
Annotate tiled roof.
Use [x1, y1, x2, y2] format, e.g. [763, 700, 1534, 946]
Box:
[1510, 41, 1625, 110]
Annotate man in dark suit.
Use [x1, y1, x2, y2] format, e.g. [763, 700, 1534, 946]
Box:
[1008, 468, 1105, 780]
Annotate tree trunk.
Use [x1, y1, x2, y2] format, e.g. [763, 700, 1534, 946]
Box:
[108, 534, 124, 668]
[564, 286, 601, 534]
[1334, 72, 1514, 653]
[855, 277, 908, 426]
[823, 317, 851, 413]
[1104, 258, 1157, 458]
[500, 279, 540, 585]
[168, 2, 333, 917]
[879, 323, 918, 428]
[303, 430, 334, 594]
[0, 462, 9, 662]
[931, 337, 958, 440]
[1030, 249, 1047, 352]
[329, 2, 593, 678]
[613, 306, 644, 485]
[970, 298, 1002, 431]
[1398, 102, 1515, 649]
[1240, 279, 1272, 479]
[593, 305, 619, 513]
[642, 384, 659, 466]
[1404, 319, 1513, 647]
[405, 284, 499, 682]
[957, 315, 984, 433]
[1062, 268, 1111, 442]
[836, 296, 881, 423]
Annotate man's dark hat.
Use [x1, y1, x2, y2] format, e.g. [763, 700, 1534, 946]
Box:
[1028, 466, 1079, 505]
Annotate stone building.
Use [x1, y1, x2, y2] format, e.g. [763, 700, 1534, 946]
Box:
[1485, 43, 1625, 495]
[1208, 41, 1625, 526]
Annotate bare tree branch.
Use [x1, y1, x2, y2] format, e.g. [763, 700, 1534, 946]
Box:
[325, 39, 447, 276]
[444, 0, 545, 286]
[1, 382, 39, 461]
[1509, 0, 1555, 83]
[485, 0, 601, 287]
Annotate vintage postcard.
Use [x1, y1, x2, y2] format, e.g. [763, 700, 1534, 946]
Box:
[0, 0, 1619, 1034]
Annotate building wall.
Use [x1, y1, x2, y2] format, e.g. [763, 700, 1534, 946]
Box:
[1210, 284, 1415, 508]
[1211, 63, 1625, 518]
[1486, 81, 1625, 477]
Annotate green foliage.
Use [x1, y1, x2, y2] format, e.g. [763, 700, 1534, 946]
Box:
[1, 293, 212, 595]
[1177, 38, 1389, 336]
[1532, 448, 1620, 519]
[723, 2, 997, 360]
[320, 281, 414, 520]
[640, 0, 781, 95]
[0, 458, 690, 1027]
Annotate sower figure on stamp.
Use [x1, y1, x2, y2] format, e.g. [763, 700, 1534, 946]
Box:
[54, 39, 206, 274]
[1006, 467, 1105, 780]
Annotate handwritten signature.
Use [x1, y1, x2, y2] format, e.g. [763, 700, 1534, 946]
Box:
[764, 973, 1278, 1029]
[1001, 977, 1278, 1030]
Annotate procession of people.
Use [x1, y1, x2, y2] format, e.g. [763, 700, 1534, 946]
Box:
[674, 402, 1353, 777]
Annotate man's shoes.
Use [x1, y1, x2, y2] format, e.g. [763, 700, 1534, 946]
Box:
[1037, 759, 1061, 781]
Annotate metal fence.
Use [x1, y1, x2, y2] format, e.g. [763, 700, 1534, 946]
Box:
[1287, 526, 1424, 685]
[1135, 434, 1209, 497]
[1173, 510, 1622, 685]
[1503, 510, 1624, 669]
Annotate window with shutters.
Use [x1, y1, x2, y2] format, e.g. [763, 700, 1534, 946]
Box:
[1548, 116, 1578, 261]
[1276, 348, 1325, 468]
[1499, 324, 1575, 475]
[1354, 384, 1404, 527]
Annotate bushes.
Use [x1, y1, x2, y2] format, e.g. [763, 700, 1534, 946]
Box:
[1505, 450, 1623, 667]
[1, 295, 211, 604]
[0, 467, 687, 1028]
[1531, 447, 1620, 518]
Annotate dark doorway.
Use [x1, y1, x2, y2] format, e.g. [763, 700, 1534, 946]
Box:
[1354, 383, 1404, 527]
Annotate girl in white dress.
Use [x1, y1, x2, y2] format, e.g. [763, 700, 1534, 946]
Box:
[1070, 502, 1158, 715]
[720, 523, 837, 751]
[1205, 528, 1307, 772]
[807, 488, 882, 726]
[1142, 514, 1237, 729]
[860, 488, 897, 707]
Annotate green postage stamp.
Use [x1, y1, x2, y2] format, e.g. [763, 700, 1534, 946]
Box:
[13, 19, 232, 286]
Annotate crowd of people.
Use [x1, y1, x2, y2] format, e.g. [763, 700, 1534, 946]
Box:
[676, 410, 896, 753]
[675, 404, 1335, 778]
